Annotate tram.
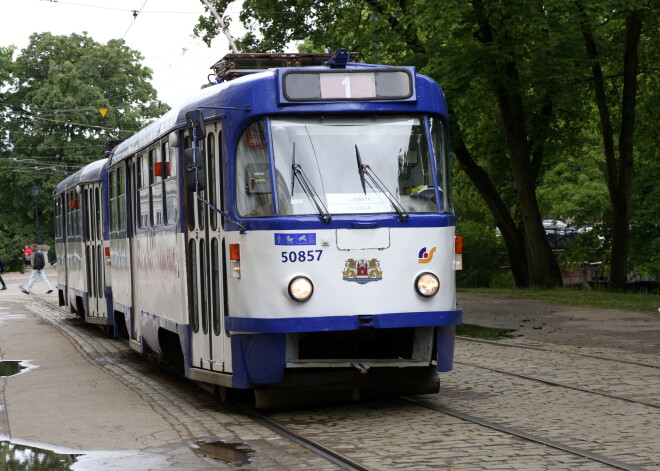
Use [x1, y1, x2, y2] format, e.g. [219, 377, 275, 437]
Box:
[55, 50, 462, 406]
[54, 158, 112, 327]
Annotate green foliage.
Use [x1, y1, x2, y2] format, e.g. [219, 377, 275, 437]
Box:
[537, 152, 610, 227]
[557, 230, 607, 271]
[0, 33, 169, 268]
[0, 46, 13, 87]
[456, 220, 506, 288]
[629, 155, 660, 277]
[192, 0, 659, 286]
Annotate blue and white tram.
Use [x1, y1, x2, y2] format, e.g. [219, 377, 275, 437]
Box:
[54, 158, 113, 327]
[63, 51, 462, 405]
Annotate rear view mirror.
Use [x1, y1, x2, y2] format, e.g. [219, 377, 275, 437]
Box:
[184, 147, 206, 192]
[185, 110, 206, 142]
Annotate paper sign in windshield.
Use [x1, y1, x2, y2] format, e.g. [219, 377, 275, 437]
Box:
[326, 193, 391, 214]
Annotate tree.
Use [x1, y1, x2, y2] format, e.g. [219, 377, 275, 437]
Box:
[0, 33, 168, 268]
[0, 46, 12, 86]
[576, 1, 652, 289]
[194, 0, 657, 288]
[195, 0, 567, 287]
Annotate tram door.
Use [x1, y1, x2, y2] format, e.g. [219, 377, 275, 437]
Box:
[127, 158, 141, 347]
[188, 125, 227, 373]
[55, 194, 68, 307]
[84, 183, 107, 322]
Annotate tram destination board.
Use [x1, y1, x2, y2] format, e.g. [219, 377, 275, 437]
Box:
[280, 69, 415, 102]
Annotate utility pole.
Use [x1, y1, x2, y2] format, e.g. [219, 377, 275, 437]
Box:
[199, 0, 240, 53]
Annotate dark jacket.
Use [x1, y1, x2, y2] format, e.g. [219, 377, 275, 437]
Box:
[32, 251, 45, 270]
[0, 259, 4, 273]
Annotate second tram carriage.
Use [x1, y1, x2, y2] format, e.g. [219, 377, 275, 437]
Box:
[54, 50, 463, 405]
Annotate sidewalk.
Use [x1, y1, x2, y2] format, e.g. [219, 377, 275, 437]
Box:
[0, 265, 59, 301]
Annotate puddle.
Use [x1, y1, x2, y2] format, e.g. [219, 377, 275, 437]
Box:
[192, 439, 253, 466]
[0, 361, 25, 377]
[0, 440, 80, 470]
[456, 323, 515, 339]
[0, 360, 36, 378]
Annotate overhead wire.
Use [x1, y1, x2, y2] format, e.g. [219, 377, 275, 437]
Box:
[121, 0, 149, 40]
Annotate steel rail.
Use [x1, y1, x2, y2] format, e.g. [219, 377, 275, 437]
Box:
[232, 403, 374, 471]
[455, 360, 659, 409]
[457, 336, 659, 369]
[402, 396, 650, 471]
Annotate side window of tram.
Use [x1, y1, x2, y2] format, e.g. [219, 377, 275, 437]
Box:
[54, 198, 62, 240]
[109, 165, 127, 235]
[207, 132, 217, 230]
[162, 140, 178, 226]
[137, 154, 150, 228]
[109, 169, 116, 233]
[117, 164, 126, 233]
[84, 188, 90, 241]
[150, 147, 163, 226]
[430, 117, 451, 212]
[67, 191, 81, 239]
[235, 121, 273, 217]
[184, 135, 196, 231]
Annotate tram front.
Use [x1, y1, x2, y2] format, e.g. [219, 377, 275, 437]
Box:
[188, 63, 462, 404]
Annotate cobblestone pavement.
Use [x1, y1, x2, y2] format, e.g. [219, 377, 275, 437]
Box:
[269, 336, 660, 470]
[1, 272, 658, 471]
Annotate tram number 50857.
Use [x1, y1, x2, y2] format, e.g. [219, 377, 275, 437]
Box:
[281, 250, 323, 263]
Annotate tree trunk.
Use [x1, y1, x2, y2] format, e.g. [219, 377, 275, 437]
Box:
[472, 0, 563, 288]
[452, 132, 529, 287]
[579, 5, 642, 290]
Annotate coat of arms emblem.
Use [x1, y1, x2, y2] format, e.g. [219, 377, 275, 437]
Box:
[342, 258, 383, 284]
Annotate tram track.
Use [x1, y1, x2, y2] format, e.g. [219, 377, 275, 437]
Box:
[27, 293, 657, 470]
[401, 396, 650, 471]
[246, 390, 655, 471]
[454, 360, 660, 409]
[233, 403, 374, 471]
[457, 336, 659, 370]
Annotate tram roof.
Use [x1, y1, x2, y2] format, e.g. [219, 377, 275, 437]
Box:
[108, 71, 260, 166]
[54, 158, 107, 195]
[109, 61, 446, 167]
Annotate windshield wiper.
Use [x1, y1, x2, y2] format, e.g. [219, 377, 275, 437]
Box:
[355, 145, 409, 222]
[291, 143, 332, 223]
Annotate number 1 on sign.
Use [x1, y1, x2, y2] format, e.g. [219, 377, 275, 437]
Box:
[341, 76, 351, 98]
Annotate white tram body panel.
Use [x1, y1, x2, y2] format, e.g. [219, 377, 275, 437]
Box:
[132, 230, 188, 352]
[226, 226, 456, 318]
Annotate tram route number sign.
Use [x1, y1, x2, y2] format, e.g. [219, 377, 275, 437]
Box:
[281, 69, 413, 102]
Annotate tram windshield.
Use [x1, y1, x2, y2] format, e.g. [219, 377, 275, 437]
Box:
[235, 115, 449, 218]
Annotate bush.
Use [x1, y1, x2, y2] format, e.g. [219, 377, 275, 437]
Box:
[456, 221, 506, 288]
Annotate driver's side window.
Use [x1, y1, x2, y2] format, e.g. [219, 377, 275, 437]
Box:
[235, 121, 273, 217]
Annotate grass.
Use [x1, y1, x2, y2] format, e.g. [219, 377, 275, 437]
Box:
[458, 287, 659, 313]
[456, 324, 515, 339]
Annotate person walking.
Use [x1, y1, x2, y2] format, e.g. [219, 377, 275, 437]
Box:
[0, 258, 7, 290]
[22, 244, 53, 294]
[22, 245, 32, 273]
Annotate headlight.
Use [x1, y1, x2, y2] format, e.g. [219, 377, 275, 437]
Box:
[415, 272, 439, 297]
[288, 276, 314, 302]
